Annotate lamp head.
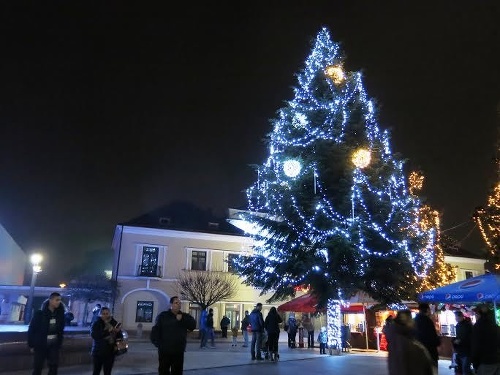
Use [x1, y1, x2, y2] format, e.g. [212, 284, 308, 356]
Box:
[30, 253, 43, 265]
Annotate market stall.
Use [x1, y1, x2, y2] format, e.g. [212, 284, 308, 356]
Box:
[419, 273, 500, 357]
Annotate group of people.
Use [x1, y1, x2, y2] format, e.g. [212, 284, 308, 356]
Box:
[385, 302, 500, 375]
[27, 293, 128, 375]
[247, 303, 282, 361]
[284, 313, 316, 349]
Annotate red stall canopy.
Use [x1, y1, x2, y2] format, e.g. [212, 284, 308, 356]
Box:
[277, 293, 366, 313]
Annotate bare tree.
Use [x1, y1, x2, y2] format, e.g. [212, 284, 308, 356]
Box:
[177, 270, 238, 310]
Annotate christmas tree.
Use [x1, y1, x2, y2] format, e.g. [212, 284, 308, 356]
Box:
[232, 28, 434, 343]
[408, 171, 456, 292]
[474, 141, 500, 272]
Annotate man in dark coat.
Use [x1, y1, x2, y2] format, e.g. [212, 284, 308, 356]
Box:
[386, 309, 434, 375]
[220, 315, 230, 338]
[27, 292, 66, 375]
[453, 311, 473, 375]
[414, 303, 441, 369]
[471, 303, 500, 374]
[90, 306, 122, 375]
[150, 296, 196, 375]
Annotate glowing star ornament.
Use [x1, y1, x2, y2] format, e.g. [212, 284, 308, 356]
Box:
[283, 159, 302, 177]
[325, 64, 345, 85]
[352, 148, 371, 169]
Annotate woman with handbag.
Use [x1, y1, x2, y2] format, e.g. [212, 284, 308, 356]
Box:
[90, 306, 123, 375]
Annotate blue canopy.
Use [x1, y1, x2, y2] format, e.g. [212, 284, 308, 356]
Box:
[419, 273, 500, 303]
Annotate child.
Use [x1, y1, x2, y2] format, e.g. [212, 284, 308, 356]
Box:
[317, 326, 328, 354]
[231, 325, 238, 346]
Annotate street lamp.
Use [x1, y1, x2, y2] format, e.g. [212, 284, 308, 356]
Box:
[24, 253, 43, 324]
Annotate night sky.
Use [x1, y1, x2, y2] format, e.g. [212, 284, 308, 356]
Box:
[0, 2, 499, 286]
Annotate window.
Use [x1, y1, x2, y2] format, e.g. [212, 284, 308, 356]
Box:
[191, 250, 207, 271]
[136, 301, 154, 323]
[464, 270, 475, 279]
[140, 246, 159, 277]
[227, 253, 238, 273]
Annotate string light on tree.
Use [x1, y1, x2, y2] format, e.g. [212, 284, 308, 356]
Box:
[352, 148, 371, 169]
[325, 64, 345, 85]
[409, 171, 425, 196]
[283, 159, 302, 178]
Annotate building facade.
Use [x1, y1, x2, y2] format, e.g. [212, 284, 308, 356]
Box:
[110, 203, 277, 332]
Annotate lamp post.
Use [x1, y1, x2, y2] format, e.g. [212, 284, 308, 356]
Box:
[24, 253, 43, 324]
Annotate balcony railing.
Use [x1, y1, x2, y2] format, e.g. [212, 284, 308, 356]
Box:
[136, 265, 163, 278]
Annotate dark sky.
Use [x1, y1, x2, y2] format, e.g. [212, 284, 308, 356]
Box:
[0, 2, 499, 286]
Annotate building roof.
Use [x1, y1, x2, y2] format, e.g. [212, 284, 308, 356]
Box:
[443, 246, 485, 260]
[120, 201, 244, 236]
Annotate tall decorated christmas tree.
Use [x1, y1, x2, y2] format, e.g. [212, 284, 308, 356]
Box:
[408, 171, 456, 292]
[232, 28, 434, 345]
[474, 140, 500, 272]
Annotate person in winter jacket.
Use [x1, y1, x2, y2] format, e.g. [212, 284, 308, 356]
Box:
[150, 296, 196, 375]
[241, 310, 250, 347]
[286, 314, 298, 348]
[249, 303, 265, 360]
[414, 303, 441, 369]
[206, 308, 215, 348]
[90, 306, 123, 375]
[317, 326, 328, 354]
[264, 307, 283, 361]
[27, 292, 66, 375]
[199, 308, 208, 348]
[453, 311, 473, 375]
[471, 303, 500, 374]
[220, 315, 230, 338]
[386, 309, 435, 375]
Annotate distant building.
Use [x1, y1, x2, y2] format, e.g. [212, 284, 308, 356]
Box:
[444, 247, 486, 281]
[0, 224, 26, 286]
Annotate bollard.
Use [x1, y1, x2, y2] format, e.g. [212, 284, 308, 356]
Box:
[137, 323, 143, 338]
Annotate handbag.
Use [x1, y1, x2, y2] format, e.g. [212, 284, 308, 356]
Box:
[115, 338, 128, 356]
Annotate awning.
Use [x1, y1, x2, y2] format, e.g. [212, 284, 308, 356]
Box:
[276, 293, 367, 313]
[419, 273, 500, 303]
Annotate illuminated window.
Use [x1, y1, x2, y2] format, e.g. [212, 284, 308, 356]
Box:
[140, 246, 159, 277]
[136, 301, 154, 323]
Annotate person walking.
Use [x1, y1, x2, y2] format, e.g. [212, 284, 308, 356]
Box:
[220, 315, 230, 338]
[385, 309, 434, 375]
[453, 311, 473, 375]
[264, 306, 283, 361]
[90, 306, 122, 375]
[150, 296, 196, 375]
[414, 303, 441, 371]
[241, 310, 250, 347]
[471, 303, 500, 375]
[249, 303, 265, 360]
[206, 308, 216, 348]
[27, 292, 66, 375]
[199, 309, 207, 349]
